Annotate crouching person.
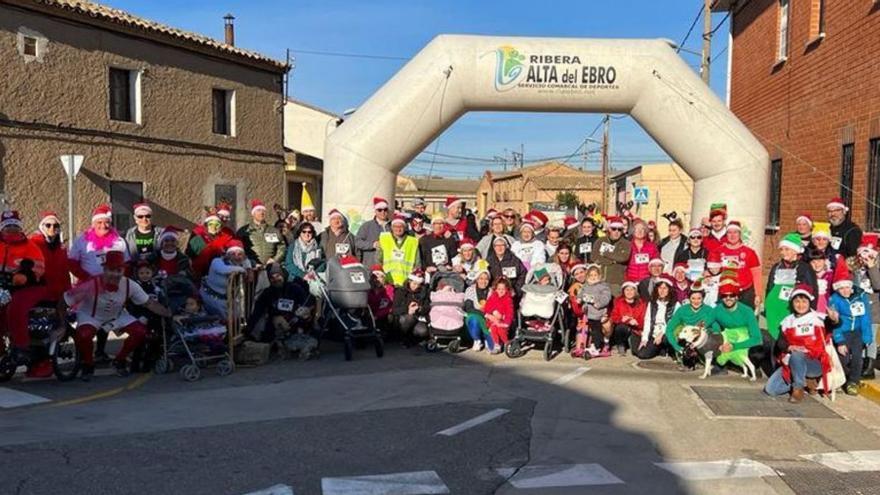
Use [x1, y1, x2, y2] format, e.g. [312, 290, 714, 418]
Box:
[392, 269, 429, 345]
[764, 285, 830, 403]
[610, 280, 646, 356]
[60, 251, 171, 381]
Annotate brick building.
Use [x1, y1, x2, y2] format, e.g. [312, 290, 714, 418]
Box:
[476, 162, 603, 216]
[716, 0, 880, 262]
[0, 0, 289, 232]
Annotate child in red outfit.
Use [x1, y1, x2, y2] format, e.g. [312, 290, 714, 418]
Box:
[368, 265, 395, 333]
[484, 278, 515, 354]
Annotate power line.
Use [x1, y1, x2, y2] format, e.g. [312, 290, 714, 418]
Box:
[709, 11, 731, 36]
[676, 3, 705, 53]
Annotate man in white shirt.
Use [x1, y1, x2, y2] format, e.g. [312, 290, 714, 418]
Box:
[62, 250, 170, 380]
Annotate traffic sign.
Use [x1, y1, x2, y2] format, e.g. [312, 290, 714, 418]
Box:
[60, 154, 84, 178]
[633, 186, 649, 204]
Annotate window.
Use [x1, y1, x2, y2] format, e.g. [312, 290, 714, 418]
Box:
[809, 0, 826, 41]
[777, 0, 790, 61]
[109, 181, 144, 232]
[841, 143, 855, 210]
[214, 183, 238, 229]
[212, 88, 236, 136]
[818, 0, 826, 35]
[768, 159, 782, 228]
[23, 36, 37, 57]
[867, 139, 880, 231]
[109, 68, 141, 123]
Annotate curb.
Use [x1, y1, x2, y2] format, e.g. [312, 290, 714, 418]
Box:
[860, 380, 880, 406]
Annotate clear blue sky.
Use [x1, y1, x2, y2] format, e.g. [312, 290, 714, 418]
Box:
[107, 0, 731, 178]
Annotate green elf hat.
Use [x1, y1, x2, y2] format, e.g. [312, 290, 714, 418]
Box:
[778, 232, 804, 254]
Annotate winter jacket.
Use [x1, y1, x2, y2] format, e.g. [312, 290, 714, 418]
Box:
[665, 303, 716, 353]
[392, 285, 429, 318]
[125, 226, 165, 261]
[476, 233, 515, 259]
[658, 235, 687, 273]
[419, 234, 458, 270]
[68, 230, 129, 279]
[321, 227, 359, 260]
[577, 281, 612, 321]
[828, 291, 874, 346]
[592, 236, 631, 291]
[766, 259, 818, 306]
[368, 283, 395, 320]
[248, 281, 311, 330]
[610, 297, 647, 335]
[446, 215, 480, 245]
[642, 299, 677, 346]
[147, 251, 192, 279]
[638, 276, 660, 301]
[487, 250, 527, 294]
[573, 233, 599, 263]
[0, 232, 45, 290]
[236, 222, 285, 265]
[483, 290, 514, 328]
[187, 226, 236, 279]
[463, 285, 491, 314]
[511, 239, 546, 272]
[284, 239, 323, 280]
[29, 233, 69, 300]
[204, 257, 250, 296]
[625, 239, 659, 282]
[830, 218, 863, 258]
[777, 311, 831, 387]
[356, 218, 392, 266]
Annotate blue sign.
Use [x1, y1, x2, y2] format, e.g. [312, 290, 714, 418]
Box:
[633, 186, 649, 204]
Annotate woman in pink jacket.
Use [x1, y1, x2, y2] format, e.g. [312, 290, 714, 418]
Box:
[483, 277, 515, 355]
[625, 219, 659, 282]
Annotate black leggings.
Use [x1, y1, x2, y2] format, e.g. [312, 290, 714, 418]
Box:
[397, 315, 429, 340]
[587, 319, 604, 348]
[636, 338, 665, 360]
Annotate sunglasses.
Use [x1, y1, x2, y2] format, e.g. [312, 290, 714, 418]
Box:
[136, 215, 152, 219]
[43, 223, 61, 229]
[301, 230, 315, 235]
[689, 235, 702, 240]
[376, 208, 388, 212]
[609, 227, 624, 232]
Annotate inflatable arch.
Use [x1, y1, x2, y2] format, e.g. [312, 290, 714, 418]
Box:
[323, 35, 769, 253]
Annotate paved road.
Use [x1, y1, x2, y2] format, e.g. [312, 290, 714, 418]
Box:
[3, 343, 880, 494]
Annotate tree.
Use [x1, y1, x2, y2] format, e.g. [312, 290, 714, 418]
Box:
[556, 191, 580, 210]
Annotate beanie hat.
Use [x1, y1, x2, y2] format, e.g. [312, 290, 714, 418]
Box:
[778, 232, 804, 254]
[812, 221, 831, 240]
[0, 210, 22, 230]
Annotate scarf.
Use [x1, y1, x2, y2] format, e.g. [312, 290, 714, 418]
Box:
[292, 238, 319, 272]
[84, 228, 121, 251]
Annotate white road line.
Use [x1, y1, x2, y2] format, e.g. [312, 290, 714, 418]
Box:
[321, 470, 449, 495]
[435, 408, 509, 436]
[655, 459, 777, 480]
[801, 450, 880, 472]
[551, 366, 590, 385]
[243, 484, 294, 495]
[0, 387, 51, 408]
[495, 464, 623, 489]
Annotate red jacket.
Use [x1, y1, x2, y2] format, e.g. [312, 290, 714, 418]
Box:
[483, 290, 514, 327]
[610, 297, 647, 335]
[0, 233, 45, 288]
[625, 239, 659, 282]
[29, 233, 70, 300]
[190, 226, 237, 279]
[779, 311, 831, 389]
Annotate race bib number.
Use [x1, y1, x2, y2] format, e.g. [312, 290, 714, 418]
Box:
[350, 272, 366, 284]
[276, 299, 295, 312]
[831, 236, 842, 250]
[851, 301, 866, 316]
[502, 267, 517, 278]
[779, 286, 793, 301]
[579, 243, 592, 254]
[555, 292, 568, 304]
[264, 233, 280, 243]
[520, 246, 534, 259]
[392, 249, 405, 261]
[335, 243, 350, 255]
[686, 259, 705, 281]
[795, 323, 814, 337]
[774, 268, 797, 286]
[599, 243, 615, 255]
[431, 245, 448, 265]
[634, 253, 649, 264]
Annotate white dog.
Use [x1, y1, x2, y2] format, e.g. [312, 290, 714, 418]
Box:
[677, 324, 757, 381]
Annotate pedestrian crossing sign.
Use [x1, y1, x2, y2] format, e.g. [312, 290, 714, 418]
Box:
[633, 186, 649, 204]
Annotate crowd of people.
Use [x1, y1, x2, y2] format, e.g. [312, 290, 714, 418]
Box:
[0, 192, 876, 403]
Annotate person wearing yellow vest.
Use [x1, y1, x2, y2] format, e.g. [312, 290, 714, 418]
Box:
[379, 213, 420, 287]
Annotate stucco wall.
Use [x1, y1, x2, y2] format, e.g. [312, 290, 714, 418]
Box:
[283, 101, 338, 160]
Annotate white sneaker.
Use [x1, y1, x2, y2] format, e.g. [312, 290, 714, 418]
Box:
[472, 341, 483, 352]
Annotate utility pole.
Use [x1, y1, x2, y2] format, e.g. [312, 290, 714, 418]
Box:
[520, 143, 524, 169]
[600, 114, 610, 213]
[701, 0, 713, 85]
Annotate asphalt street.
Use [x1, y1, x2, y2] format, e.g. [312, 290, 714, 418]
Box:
[2, 342, 880, 495]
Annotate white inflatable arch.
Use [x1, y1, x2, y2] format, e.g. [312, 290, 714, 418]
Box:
[323, 35, 769, 253]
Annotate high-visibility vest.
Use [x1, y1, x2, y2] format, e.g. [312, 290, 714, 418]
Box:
[379, 232, 418, 286]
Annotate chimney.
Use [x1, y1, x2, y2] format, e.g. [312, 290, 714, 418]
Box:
[224, 14, 235, 46]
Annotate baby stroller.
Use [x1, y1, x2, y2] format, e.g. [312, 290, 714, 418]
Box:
[0, 302, 78, 382]
[506, 263, 567, 361]
[312, 256, 384, 361]
[426, 270, 466, 353]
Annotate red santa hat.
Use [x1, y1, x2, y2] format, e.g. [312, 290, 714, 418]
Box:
[0, 210, 22, 230]
[459, 238, 475, 251]
[408, 268, 425, 283]
[571, 263, 587, 275]
[832, 263, 853, 290]
[391, 212, 407, 226]
[827, 197, 848, 212]
[688, 226, 702, 237]
[726, 220, 742, 232]
[102, 250, 127, 270]
[563, 216, 578, 230]
[519, 219, 536, 232]
[718, 279, 741, 297]
[528, 210, 549, 229]
[225, 239, 245, 254]
[673, 262, 688, 274]
[158, 226, 181, 243]
[647, 220, 656, 229]
[373, 197, 389, 210]
[655, 273, 675, 287]
[370, 264, 385, 277]
[706, 250, 723, 269]
[621, 279, 639, 290]
[795, 212, 813, 226]
[203, 207, 221, 224]
[858, 233, 879, 256]
[133, 202, 152, 217]
[444, 196, 465, 209]
[39, 210, 60, 225]
[790, 283, 815, 301]
[328, 208, 344, 220]
[91, 204, 112, 223]
[648, 257, 664, 267]
[485, 209, 498, 219]
[217, 202, 232, 217]
[606, 216, 625, 230]
[250, 199, 267, 215]
[709, 203, 728, 219]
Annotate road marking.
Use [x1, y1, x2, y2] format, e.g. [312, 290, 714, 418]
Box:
[435, 408, 509, 436]
[321, 470, 449, 494]
[801, 450, 880, 472]
[243, 484, 294, 495]
[655, 459, 777, 480]
[0, 387, 51, 408]
[551, 366, 590, 385]
[496, 464, 623, 489]
[50, 372, 152, 408]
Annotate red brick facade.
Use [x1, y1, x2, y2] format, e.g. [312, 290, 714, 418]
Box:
[725, 0, 880, 265]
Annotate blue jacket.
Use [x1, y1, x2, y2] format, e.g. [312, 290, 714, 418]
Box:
[828, 291, 874, 345]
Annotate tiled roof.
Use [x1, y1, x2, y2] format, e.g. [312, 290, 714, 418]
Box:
[398, 177, 480, 195]
[17, 0, 288, 71]
[489, 161, 582, 180]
